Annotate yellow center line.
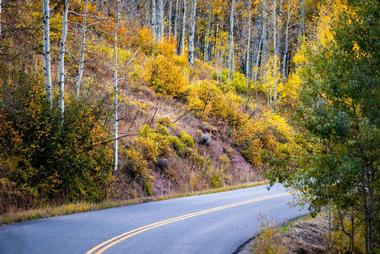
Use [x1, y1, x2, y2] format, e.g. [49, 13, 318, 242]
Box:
[85, 192, 290, 254]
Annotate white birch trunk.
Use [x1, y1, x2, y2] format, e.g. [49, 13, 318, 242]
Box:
[178, 0, 186, 55]
[188, 0, 197, 65]
[151, 0, 157, 40]
[168, 0, 172, 40]
[157, 0, 164, 40]
[174, 0, 179, 40]
[272, 0, 278, 106]
[254, 16, 266, 81]
[281, 0, 291, 79]
[113, 1, 120, 174]
[43, 0, 53, 107]
[58, 0, 70, 120]
[245, 0, 252, 79]
[75, 0, 89, 98]
[227, 0, 235, 80]
[203, 6, 211, 62]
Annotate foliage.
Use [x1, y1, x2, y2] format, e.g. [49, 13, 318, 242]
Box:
[269, 1, 380, 252]
[142, 54, 188, 97]
[0, 70, 113, 213]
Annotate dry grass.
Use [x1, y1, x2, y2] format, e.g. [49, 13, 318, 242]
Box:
[0, 181, 268, 225]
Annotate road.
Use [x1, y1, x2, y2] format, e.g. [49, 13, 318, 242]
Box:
[0, 184, 308, 254]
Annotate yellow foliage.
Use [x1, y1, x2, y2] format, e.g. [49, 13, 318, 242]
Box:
[142, 55, 188, 97]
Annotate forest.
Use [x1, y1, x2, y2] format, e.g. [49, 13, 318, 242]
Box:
[0, 0, 379, 252]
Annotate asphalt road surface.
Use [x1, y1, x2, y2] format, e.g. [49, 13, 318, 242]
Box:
[0, 184, 308, 254]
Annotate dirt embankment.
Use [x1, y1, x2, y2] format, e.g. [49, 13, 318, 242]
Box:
[237, 214, 328, 254]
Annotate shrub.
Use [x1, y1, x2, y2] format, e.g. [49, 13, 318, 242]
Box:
[124, 149, 154, 196]
[142, 54, 188, 97]
[0, 70, 113, 213]
[179, 131, 195, 148]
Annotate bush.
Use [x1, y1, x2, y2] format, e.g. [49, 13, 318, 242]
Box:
[142, 54, 188, 97]
[179, 131, 195, 148]
[0, 70, 113, 213]
[124, 149, 154, 196]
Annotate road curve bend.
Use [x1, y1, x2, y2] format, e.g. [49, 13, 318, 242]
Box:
[0, 184, 308, 254]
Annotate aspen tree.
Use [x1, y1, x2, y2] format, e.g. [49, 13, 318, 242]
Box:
[58, 0, 70, 120]
[76, 0, 89, 97]
[188, 0, 197, 64]
[151, 0, 157, 40]
[174, 0, 179, 40]
[228, 0, 235, 80]
[178, 0, 186, 55]
[43, 0, 53, 107]
[113, 0, 121, 174]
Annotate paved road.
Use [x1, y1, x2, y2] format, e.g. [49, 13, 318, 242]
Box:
[0, 184, 308, 254]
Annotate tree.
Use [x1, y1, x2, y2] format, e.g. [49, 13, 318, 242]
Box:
[188, 0, 197, 64]
[227, 0, 235, 80]
[58, 0, 70, 121]
[113, 0, 121, 174]
[157, 0, 164, 40]
[151, 0, 157, 40]
[42, 0, 52, 107]
[271, 1, 380, 252]
[178, 0, 186, 55]
[245, 0, 252, 80]
[75, 0, 89, 98]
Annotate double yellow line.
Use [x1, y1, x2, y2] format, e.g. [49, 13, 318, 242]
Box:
[86, 192, 289, 254]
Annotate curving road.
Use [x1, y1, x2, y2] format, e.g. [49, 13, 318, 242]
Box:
[0, 184, 308, 254]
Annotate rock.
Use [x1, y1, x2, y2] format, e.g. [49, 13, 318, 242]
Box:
[200, 133, 211, 146]
[157, 158, 169, 170]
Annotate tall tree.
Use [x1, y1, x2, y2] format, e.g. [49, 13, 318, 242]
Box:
[58, 0, 70, 120]
[245, 0, 252, 79]
[281, 0, 293, 79]
[227, 0, 235, 80]
[113, 0, 121, 174]
[272, 0, 279, 107]
[151, 0, 157, 40]
[157, 0, 164, 40]
[75, 0, 89, 97]
[173, 0, 179, 40]
[188, 0, 197, 64]
[178, 0, 186, 55]
[167, 0, 173, 40]
[43, 0, 52, 107]
[0, 0, 2, 38]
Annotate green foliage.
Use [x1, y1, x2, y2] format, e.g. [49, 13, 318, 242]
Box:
[0, 70, 113, 213]
[268, 1, 380, 251]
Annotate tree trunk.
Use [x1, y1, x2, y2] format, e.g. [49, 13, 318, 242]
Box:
[227, 0, 235, 80]
[272, 0, 278, 107]
[203, 5, 211, 62]
[58, 0, 70, 121]
[151, 0, 157, 40]
[76, 0, 89, 98]
[188, 0, 197, 65]
[178, 0, 186, 55]
[157, 0, 164, 40]
[113, 1, 121, 174]
[0, 0, 2, 38]
[246, 0, 252, 79]
[43, 0, 53, 107]
[174, 0, 179, 41]
[168, 0, 172, 40]
[281, 0, 291, 80]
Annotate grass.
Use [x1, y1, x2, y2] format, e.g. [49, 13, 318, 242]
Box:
[0, 181, 268, 225]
